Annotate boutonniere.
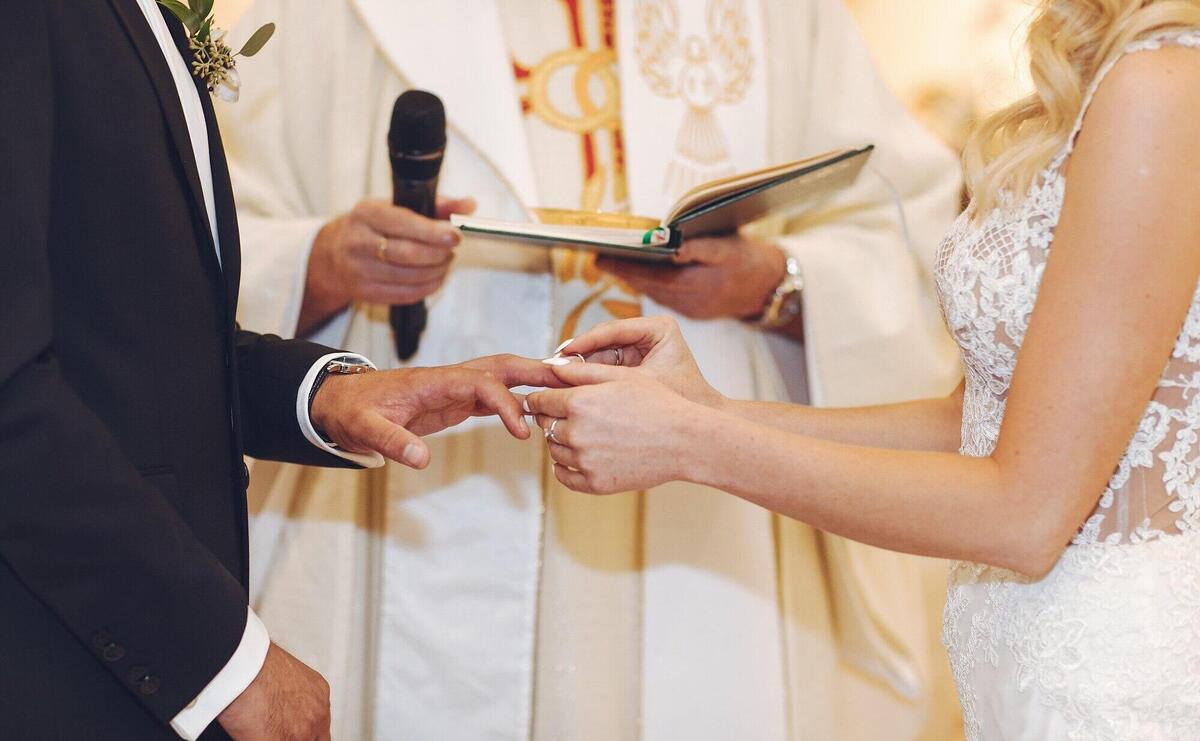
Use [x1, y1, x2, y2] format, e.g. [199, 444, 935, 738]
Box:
[156, 1, 275, 102]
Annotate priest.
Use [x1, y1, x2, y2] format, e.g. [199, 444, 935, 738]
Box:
[219, 1, 965, 738]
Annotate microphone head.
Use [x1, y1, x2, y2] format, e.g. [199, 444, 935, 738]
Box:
[388, 90, 446, 156]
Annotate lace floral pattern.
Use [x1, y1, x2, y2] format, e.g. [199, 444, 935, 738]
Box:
[936, 31, 1200, 739]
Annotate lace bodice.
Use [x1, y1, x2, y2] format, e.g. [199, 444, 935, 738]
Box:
[935, 30, 1200, 547]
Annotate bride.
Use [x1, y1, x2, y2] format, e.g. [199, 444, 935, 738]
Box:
[525, 1, 1200, 737]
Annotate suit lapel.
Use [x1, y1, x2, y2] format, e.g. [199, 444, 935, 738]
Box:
[106, 0, 223, 286]
[201, 96, 242, 315]
[161, 14, 243, 312]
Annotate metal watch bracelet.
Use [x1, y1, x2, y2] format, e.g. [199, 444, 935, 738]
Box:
[756, 254, 804, 329]
[308, 359, 375, 443]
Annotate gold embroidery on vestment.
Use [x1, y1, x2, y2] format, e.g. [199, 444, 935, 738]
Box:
[633, 0, 755, 194]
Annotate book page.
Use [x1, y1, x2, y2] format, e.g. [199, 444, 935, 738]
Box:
[662, 148, 859, 224]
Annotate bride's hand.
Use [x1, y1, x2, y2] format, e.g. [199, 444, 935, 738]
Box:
[525, 364, 713, 494]
[550, 316, 724, 409]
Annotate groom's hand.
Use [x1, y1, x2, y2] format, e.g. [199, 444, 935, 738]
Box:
[310, 355, 562, 469]
[218, 643, 331, 741]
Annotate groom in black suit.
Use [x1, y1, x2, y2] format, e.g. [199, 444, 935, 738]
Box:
[0, 1, 553, 738]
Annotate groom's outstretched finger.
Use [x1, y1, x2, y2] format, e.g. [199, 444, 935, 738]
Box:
[549, 361, 630, 387]
[464, 354, 565, 389]
[466, 372, 531, 439]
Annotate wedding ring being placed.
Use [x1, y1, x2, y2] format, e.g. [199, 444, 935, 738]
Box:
[614, 346, 623, 366]
[376, 237, 389, 263]
[546, 418, 562, 445]
[572, 354, 586, 364]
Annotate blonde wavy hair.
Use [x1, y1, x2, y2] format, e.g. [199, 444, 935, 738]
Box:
[964, 0, 1200, 216]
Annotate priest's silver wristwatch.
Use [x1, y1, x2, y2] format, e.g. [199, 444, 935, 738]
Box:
[755, 254, 804, 329]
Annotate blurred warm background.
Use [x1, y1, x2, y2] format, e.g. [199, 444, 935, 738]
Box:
[215, 0, 1036, 154]
[847, 0, 1035, 151]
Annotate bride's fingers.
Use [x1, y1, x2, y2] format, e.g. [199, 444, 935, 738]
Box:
[553, 463, 594, 494]
[584, 347, 646, 367]
[525, 389, 571, 418]
[533, 415, 572, 446]
[557, 316, 675, 359]
[547, 441, 580, 469]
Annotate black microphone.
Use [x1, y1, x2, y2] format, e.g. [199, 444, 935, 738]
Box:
[387, 90, 446, 361]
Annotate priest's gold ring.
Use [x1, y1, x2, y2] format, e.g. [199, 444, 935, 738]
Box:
[376, 237, 389, 263]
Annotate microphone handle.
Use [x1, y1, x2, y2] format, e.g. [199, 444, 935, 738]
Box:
[389, 176, 439, 361]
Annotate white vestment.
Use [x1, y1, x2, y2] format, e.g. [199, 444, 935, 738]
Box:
[219, 1, 965, 739]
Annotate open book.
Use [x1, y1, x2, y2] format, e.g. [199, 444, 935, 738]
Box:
[451, 145, 873, 262]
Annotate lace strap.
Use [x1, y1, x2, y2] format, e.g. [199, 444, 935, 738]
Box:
[1054, 28, 1200, 166]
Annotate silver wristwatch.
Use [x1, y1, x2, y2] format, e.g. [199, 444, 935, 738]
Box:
[755, 254, 804, 329]
[308, 358, 375, 441]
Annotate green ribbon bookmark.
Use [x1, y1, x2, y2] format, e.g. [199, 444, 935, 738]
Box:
[641, 227, 668, 245]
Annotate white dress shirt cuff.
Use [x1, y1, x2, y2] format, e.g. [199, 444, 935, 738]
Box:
[170, 607, 270, 740]
[296, 352, 386, 468]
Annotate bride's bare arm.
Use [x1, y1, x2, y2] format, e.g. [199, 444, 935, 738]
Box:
[555, 315, 966, 453]
[531, 49, 1200, 577]
[717, 384, 964, 452]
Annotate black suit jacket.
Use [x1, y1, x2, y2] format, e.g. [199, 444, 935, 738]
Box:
[0, 2, 356, 737]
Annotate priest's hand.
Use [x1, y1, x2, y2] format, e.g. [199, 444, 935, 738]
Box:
[596, 235, 785, 321]
[550, 316, 724, 409]
[298, 196, 476, 335]
[217, 643, 331, 741]
[309, 355, 560, 469]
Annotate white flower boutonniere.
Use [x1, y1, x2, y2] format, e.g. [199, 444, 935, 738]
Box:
[156, 0, 275, 102]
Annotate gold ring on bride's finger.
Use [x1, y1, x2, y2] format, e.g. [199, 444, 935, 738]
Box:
[547, 418, 562, 445]
[376, 237, 389, 262]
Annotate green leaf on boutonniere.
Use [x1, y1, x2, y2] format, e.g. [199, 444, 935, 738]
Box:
[238, 23, 276, 57]
[156, 0, 203, 33]
[196, 16, 214, 43]
[194, 0, 216, 23]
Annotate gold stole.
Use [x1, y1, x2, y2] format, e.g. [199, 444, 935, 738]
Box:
[508, 2, 647, 737]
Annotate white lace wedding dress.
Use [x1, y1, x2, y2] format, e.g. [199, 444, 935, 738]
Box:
[935, 30, 1200, 740]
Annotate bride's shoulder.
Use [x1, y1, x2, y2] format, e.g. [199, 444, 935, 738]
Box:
[1076, 37, 1200, 154]
[1090, 34, 1200, 112]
